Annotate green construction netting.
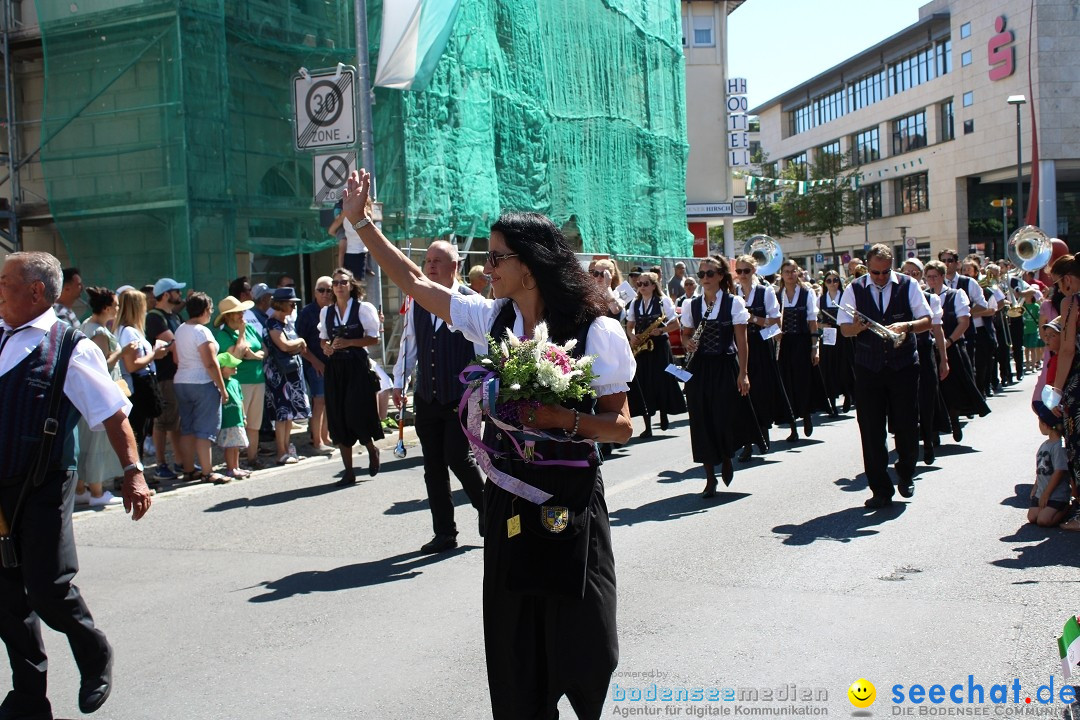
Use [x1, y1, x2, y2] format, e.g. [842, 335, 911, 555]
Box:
[36, 0, 690, 297]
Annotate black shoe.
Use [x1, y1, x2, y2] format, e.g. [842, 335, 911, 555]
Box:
[898, 479, 915, 499]
[738, 445, 753, 462]
[78, 644, 113, 714]
[639, 428, 653, 439]
[922, 443, 935, 466]
[803, 416, 813, 436]
[659, 414, 669, 431]
[721, 459, 734, 487]
[335, 470, 357, 487]
[368, 447, 380, 477]
[420, 534, 458, 554]
[0, 693, 52, 720]
[864, 495, 894, 509]
[701, 467, 717, 498]
[842, 397, 851, 413]
[786, 429, 799, 443]
[951, 420, 963, 443]
[478, 513, 486, 538]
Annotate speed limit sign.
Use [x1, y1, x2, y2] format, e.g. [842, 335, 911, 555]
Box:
[293, 67, 356, 151]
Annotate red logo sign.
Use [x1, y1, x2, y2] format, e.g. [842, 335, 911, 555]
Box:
[988, 15, 1015, 81]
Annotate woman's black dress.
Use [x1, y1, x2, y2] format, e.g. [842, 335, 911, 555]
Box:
[684, 294, 763, 464]
[323, 301, 384, 447]
[818, 291, 855, 408]
[740, 284, 794, 435]
[627, 296, 686, 419]
[777, 286, 833, 420]
[938, 288, 991, 420]
[483, 303, 618, 720]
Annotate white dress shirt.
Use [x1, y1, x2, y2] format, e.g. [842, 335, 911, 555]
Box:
[836, 273, 932, 324]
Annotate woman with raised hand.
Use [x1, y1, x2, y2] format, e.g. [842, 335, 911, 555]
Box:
[680, 255, 759, 495]
[341, 169, 634, 720]
[625, 271, 685, 438]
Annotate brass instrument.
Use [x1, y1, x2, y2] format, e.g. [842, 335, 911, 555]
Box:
[1002, 225, 1053, 317]
[632, 315, 668, 356]
[840, 303, 907, 348]
[742, 235, 783, 276]
[681, 298, 716, 370]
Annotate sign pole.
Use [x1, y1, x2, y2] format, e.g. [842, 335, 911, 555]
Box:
[355, 0, 384, 362]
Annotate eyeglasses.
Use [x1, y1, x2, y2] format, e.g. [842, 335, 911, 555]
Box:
[825, 278, 839, 283]
[868, 269, 891, 277]
[589, 269, 604, 278]
[942, 256, 958, 263]
[487, 251, 519, 268]
[332, 279, 351, 287]
[734, 268, 753, 275]
[316, 288, 333, 294]
[635, 281, 652, 288]
[697, 269, 721, 279]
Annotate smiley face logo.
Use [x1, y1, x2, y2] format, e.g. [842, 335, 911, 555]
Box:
[848, 678, 876, 708]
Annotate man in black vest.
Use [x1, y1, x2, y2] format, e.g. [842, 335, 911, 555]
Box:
[393, 241, 485, 554]
[838, 244, 932, 508]
[0, 252, 153, 719]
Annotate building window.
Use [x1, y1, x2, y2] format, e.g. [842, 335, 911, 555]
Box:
[813, 87, 846, 126]
[935, 38, 952, 76]
[856, 183, 883, 222]
[892, 111, 927, 155]
[960, 21, 971, 39]
[786, 152, 807, 179]
[681, 11, 689, 47]
[896, 172, 929, 214]
[963, 119, 975, 134]
[940, 99, 954, 141]
[888, 44, 938, 95]
[848, 68, 889, 113]
[853, 126, 880, 164]
[962, 90, 974, 107]
[961, 50, 972, 66]
[791, 104, 812, 135]
[692, 14, 714, 47]
[816, 140, 842, 174]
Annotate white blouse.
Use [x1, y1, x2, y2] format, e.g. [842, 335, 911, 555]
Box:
[736, 284, 781, 319]
[679, 293, 750, 328]
[317, 299, 381, 341]
[449, 293, 636, 397]
[626, 295, 677, 324]
[780, 285, 819, 317]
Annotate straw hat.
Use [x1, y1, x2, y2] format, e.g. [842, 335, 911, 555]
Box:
[214, 295, 254, 327]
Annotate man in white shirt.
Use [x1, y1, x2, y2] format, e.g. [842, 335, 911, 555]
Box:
[0, 252, 152, 719]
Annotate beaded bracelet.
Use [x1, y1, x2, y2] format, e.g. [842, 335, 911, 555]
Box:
[567, 409, 581, 437]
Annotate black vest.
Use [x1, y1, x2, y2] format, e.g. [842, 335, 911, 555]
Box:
[324, 300, 369, 362]
[0, 322, 83, 483]
[951, 275, 979, 342]
[915, 290, 934, 350]
[484, 302, 597, 465]
[939, 287, 964, 340]
[778, 287, 810, 334]
[690, 294, 736, 356]
[819, 291, 842, 327]
[743, 286, 767, 335]
[413, 285, 476, 404]
[850, 275, 918, 372]
[983, 286, 999, 344]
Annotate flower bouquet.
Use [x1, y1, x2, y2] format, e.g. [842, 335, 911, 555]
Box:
[457, 322, 597, 504]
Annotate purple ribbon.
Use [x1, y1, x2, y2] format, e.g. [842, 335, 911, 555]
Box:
[457, 365, 594, 504]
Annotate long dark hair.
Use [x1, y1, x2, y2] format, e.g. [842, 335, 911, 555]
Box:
[700, 255, 734, 295]
[332, 267, 364, 301]
[491, 212, 606, 343]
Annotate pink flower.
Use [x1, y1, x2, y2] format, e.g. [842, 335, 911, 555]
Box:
[544, 346, 572, 374]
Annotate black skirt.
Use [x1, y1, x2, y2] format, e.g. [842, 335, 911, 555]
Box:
[685, 353, 762, 464]
[324, 356, 385, 447]
[940, 342, 991, 418]
[818, 333, 855, 403]
[777, 333, 833, 419]
[627, 334, 686, 418]
[744, 331, 794, 429]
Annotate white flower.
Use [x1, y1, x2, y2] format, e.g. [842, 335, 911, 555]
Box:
[505, 330, 521, 347]
[533, 322, 549, 345]
[481, 358, 493, 365]
[499, 341, 509, 359]
[562, 338, 578, 352]
[509, 383, 521, 390]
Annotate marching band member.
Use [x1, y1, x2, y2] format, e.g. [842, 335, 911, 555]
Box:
[681, 256, 759, 495]
[962, 258, 1000, 396]
[984, 263, 1014, 388]
[588, 258, 625, 321]
[818, 269, 856, 414]
[776, 258, 831, 441]
[901, 259, 950, 464]
[941, 248, 991, 371]
[733, 254, 793, 460]
[626, 271, 685, 437]
[838, 244, 931, 508]
[924, 261, 990, 441]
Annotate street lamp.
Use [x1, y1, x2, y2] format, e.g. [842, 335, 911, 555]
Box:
[1007, 94, 1026, 234]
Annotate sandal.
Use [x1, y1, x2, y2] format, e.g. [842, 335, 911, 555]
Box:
[201, 473, 231, 485]
[1060, 515, 1080, 531]
[225, 468, 251, 479]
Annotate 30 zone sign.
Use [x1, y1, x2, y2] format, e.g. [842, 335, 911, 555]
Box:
[293, 67, 356, 151]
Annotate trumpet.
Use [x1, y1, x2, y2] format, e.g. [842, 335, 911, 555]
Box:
[632, 315, 668, 356]
[840, 303, 907, 348]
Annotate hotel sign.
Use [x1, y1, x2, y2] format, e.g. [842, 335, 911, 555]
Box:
[727, 78, 750, 167]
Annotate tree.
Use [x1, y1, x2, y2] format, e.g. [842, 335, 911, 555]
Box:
[801, 149, 861, 271]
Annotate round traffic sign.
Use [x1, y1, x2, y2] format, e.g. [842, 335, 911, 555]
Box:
[305, 80, 344, 127]
[321, 155, 350, 190]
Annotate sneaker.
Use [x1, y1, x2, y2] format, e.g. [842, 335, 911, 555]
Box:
[89, 490, 124, 508]
[382, 416, 398, 430]
[74, 490, 92, 506]
[309, 444, 335, 455]
[288, 443, 300, 461]
[171, 462, 202, 475]
[278, 454, 299, 465]
[153, 464, 179, 482]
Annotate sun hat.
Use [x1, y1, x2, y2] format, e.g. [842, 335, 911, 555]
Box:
[213, 295, 254, 327]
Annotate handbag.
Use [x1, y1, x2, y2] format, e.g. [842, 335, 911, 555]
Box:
[115, 377, 132, 398]
[132, 372, 164, 418]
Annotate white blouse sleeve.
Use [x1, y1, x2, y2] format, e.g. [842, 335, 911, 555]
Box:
[928, 293, 943, 325]
[954, 290, 972, 318]
[908, 282, 932, 320]
[318, 306, 330, 341]
[359, 301, 381, 338]
[730, 294, 750, 325]
[449, 292, 505, 348]
[65, 338, 131, 430]
[585, 316, 636, 396]
[804, 288, 819, 317]
[661, 296, 677, 319]
[680, 299, 697, 330]
[836, 283, 859, 324]
[763, 287, 781, 318]
[625, 300, 637, 323]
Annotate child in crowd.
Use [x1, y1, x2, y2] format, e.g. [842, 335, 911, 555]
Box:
[1022, 297, 1045, 373]
[1033, 318, 1061, 415]
[218, 352, 250, 479]
[1029, 404, 1070, 528]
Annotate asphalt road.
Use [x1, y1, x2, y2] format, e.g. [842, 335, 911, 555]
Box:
[24, 373, 1079, 719]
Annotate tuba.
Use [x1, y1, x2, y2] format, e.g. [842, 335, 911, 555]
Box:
[1003, 225, 1053, 316]
[742, 235, 784, 276]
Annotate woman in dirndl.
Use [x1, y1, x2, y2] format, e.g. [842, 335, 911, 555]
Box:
[733, 254, 793, 461]
[319, 267, 384, 483]
[681, 255, 760, 495]
[341, 168, 634, 720]
[776, 259, 832, 441]
[817, 269, 856, 414]
[626, 271, 685, 437]
[902, 259, 951, 465]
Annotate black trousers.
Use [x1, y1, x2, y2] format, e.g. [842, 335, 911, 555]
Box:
[974, 327, 997, 395]
[992, 314, 1012, 382]
[854, 363, 920, 499]
[414, 395, 485, 536]
[1009, 315, 1026, 378]
[0, 470, 110, 707]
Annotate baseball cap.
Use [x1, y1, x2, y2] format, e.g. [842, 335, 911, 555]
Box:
[115, 284, 136, 295]
[902, 258, 924, 273]
[153, 278, 186, 296]
[1034, 401, 1063, 431]
[251, 283, 272, 301]
[1043, 318, 1062, 333]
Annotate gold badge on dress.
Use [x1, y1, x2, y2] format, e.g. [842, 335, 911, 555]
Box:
[507, 514, 521, 538]
[541, 506, 569, 533]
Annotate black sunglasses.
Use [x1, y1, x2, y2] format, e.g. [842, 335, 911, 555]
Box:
[942, 256, 958, 262]
[697, 269, 721, 279]
[825, 277, 840, 283]
[316, 288, 333, 294]
[868, 269, 890, 277]
[734, 268, 753, 275]
[332, 279, 351, 286]
[589, 269, 604, 278]
[487, 251, 519, 268]
[635, 281, 652, 288]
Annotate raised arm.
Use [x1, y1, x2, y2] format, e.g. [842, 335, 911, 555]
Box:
[341, 170, 455, 325]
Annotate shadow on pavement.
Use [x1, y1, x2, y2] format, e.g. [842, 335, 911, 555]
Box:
[1000, 483, 1033, 509]
[205, 482, 344, 512]
[385, 488, 470, 516]
[247, 547, 477, 602]
[772, 502, 908, 545]
[834, 474, 868, 493]
[610, 491, 749, 526]
[931, 444, 980, 458]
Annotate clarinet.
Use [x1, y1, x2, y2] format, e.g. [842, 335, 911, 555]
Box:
[682, 296, 717, 371]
